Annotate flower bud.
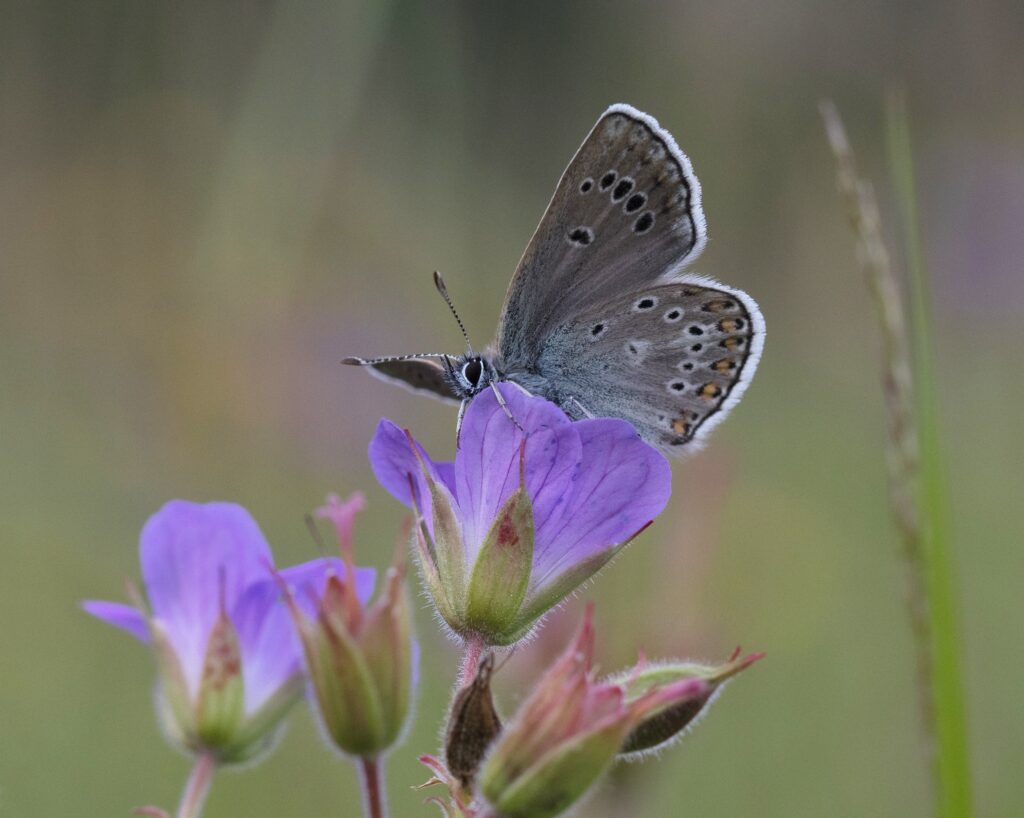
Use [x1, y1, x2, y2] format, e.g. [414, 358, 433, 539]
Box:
[445, 653, 502, 791]
[477, 607, 708, 818]
[613, 649, 764, 758]
[282, 494, 416, 757]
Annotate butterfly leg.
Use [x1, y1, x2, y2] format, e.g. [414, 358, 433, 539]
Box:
[490, 381, 524, 431]
[455, 399, 468, 448]
[569, 396, 595, 419]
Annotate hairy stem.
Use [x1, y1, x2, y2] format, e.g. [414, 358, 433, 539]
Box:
[458, 633, 486, 688]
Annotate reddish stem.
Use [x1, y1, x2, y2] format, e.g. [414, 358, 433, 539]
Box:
[358, 755, 388, 818]
[176, 751, 216, 818]
[458, 633, 486, 688]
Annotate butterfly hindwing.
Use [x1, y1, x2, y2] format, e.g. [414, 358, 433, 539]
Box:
[497, 104, 707, 368]
[528, 279, 764, 452]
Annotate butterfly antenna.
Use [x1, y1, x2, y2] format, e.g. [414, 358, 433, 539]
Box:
[433, 271, 474, 354]
[342, 353, 449, 365]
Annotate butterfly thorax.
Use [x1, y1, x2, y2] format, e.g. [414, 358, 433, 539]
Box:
[443, 353, 501, 400]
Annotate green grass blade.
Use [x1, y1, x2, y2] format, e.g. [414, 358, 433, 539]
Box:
[885, 89, 973, 818]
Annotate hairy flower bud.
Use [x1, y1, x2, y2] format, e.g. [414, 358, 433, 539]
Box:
[445, 653, 502, 791]
[477, 607, 708, 818]
[613, 649, 764, 758]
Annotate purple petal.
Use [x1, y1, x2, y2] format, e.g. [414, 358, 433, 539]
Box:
[231, 558, 376, 714]
[455, 385, 582, 560]
[369, 419, 456, 538]
[230, 579, 301, 714]
[531, 418, 671, 588]
[140, 501, 275, 696]
[82, 600, 150, 644]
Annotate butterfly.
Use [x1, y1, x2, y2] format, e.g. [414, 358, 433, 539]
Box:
[344, 103, 764, 455]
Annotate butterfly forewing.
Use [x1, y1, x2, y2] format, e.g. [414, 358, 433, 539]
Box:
[497, 104, 707, 366]
[530, 279, 763, 452]
[349, 357, 460, 403]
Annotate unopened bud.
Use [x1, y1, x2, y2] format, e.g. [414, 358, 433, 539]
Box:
[445, 653, 502, 791]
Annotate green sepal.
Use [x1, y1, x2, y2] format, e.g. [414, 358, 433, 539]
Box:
[194, 611, 245, 751]
[359, 569, 413, 748]
[149, 620, 194, 746]
[464, 487, 534, 642]
[219, 672, 304, 764]
[482, 720, 627, 818]
[306, 609, 387, 756]
[425, 476, 468, 623]
[412, 512, 457, 626]
[502, 549, 618, 645]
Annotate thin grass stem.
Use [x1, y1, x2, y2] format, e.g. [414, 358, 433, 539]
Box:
[885, 89, 972, 818]
[820, 97, 972, 818]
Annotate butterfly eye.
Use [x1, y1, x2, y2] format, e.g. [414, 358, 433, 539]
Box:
[462, 359, 484, 386]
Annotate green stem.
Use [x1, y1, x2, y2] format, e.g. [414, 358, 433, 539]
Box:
[176, 751, 217, 818]
[885, 88, 972, 818]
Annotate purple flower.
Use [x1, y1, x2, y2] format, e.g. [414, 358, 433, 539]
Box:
[83, 500, 375, 763]
[369, 384, 671, 645]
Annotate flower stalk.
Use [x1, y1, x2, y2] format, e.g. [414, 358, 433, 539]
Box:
[821, 96, 972, 818]
[358, 756, 388, 818]
[176, 751, 217, 818]
[458, 633, 486, 688]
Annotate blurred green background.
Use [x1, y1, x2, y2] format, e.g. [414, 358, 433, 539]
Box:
[2, 2, 1022, 816]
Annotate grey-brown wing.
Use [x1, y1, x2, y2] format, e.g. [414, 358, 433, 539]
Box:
[497, 104, 706, 368]
[344, 357, 459, 404]
[530, 278, 764, 455]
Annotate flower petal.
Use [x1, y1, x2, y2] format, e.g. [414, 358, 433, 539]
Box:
[140, 501, 275, 696]
[369, 419, 456, 538]
[82, 600, 150, 644]
[532, 419, 671, 587]
[455, 385, 581, 561]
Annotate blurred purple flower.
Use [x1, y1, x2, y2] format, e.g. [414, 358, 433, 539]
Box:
[369, 384, 671, 645]
[83, 500, 374, 763]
